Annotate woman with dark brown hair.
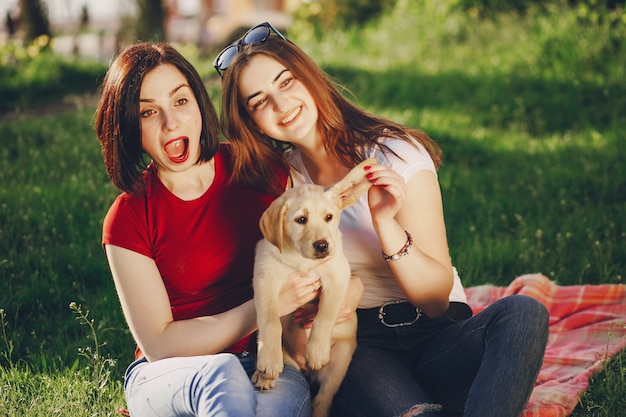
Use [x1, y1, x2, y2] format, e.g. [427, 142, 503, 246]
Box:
[95, 41, 315, 417]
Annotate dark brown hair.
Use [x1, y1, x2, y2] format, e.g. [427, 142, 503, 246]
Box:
[219, 35, 442, 195]
[95, 42, 219, 195]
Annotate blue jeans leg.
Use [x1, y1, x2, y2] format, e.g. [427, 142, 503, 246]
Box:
[124, 354, 256, 417]
[415, 295, 549, 417]
[331, 345, 444, 417]
[124, 353, 312, 417]
[239, 355, 312, 417]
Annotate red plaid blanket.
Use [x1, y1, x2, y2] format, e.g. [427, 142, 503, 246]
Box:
[465, 273, 626, 417]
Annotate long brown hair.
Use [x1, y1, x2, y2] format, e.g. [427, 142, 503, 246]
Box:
[219, 35, 442, 195]
[95, 42, 220, 195]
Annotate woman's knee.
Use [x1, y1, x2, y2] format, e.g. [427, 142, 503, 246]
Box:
[204, 353, 253, 387]
[510, 295, 549, 329]
[496, 295, 550, 350]
[195, 354, 257, 415]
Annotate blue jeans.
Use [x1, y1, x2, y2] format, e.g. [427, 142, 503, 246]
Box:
[124, 353, 311, 417]
[330, 295, 549, 417]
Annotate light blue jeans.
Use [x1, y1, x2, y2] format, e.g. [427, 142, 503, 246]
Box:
[124, 352, 311, 417]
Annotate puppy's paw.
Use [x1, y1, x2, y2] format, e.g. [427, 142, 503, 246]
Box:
[305, 342, 331, 371]
[255, 348, 284, 385]
[251, 370, 277, 390]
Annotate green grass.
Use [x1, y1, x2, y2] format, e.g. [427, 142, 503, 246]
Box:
[291, 1, 626, 289]
[0, 36, 108, 113]
[1, 1, 625, 415]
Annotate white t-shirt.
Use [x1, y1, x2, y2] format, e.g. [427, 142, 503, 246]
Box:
[284, 137, 467, 309]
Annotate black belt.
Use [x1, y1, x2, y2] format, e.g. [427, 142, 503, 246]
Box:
[358, 301, 472, 328]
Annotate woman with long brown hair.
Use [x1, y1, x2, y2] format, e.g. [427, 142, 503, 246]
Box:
[216, 23, 549, 417]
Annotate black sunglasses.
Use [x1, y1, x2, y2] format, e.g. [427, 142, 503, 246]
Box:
[213, 22, 287, 77]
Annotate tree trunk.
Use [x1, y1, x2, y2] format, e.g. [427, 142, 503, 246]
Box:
[19, 0, 51, 42]
[136, 0, 166, 42]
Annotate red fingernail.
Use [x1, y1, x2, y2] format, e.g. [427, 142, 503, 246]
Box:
[364, 165, 372, 171]
[366, 173, 373, 179]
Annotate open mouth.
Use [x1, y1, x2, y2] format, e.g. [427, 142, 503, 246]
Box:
[278, 106, 302, 126]
[164, 137, 190, 163]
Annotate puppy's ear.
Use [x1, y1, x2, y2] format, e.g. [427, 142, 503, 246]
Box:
[328, 157, 377, 210]
[259, 198, 289, 252]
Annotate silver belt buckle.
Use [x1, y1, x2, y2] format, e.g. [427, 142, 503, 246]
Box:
[378, 300, 422, 328]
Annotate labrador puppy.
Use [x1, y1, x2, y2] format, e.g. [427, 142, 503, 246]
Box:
[252, 158, 376, 417]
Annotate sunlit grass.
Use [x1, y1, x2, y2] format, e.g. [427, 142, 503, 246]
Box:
[1, 1, 624, 415]
[288, 2, 625, 290]
[0, 110, 130, 376]
[0, 363, 125, 416]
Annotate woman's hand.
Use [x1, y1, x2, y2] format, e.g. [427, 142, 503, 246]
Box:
[277, 269, 322, 317]
[292, 274, 363, 329]
[365, 164, 407, 225]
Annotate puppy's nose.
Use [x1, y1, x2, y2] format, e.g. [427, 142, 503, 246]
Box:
[313, 240, 329, 254]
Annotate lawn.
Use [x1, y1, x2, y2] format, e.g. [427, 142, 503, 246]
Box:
[1, 1, 624, 415]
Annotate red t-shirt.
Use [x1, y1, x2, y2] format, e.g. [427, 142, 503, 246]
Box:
[102, 143, 283, 359]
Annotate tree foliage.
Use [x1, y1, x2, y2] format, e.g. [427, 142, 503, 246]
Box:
[294, 0, 397, 30]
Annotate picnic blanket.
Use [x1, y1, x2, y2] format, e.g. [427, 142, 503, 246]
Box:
[465, 273, 626, 417]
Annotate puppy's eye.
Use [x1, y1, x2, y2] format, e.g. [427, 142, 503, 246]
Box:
[296, 216, 307, 224]
[325, 214, 333, 222]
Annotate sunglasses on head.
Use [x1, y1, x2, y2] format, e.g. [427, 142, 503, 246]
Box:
[213, 22, 287, 77]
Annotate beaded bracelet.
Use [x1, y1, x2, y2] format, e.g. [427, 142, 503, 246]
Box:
[382, 231, 413, 261]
